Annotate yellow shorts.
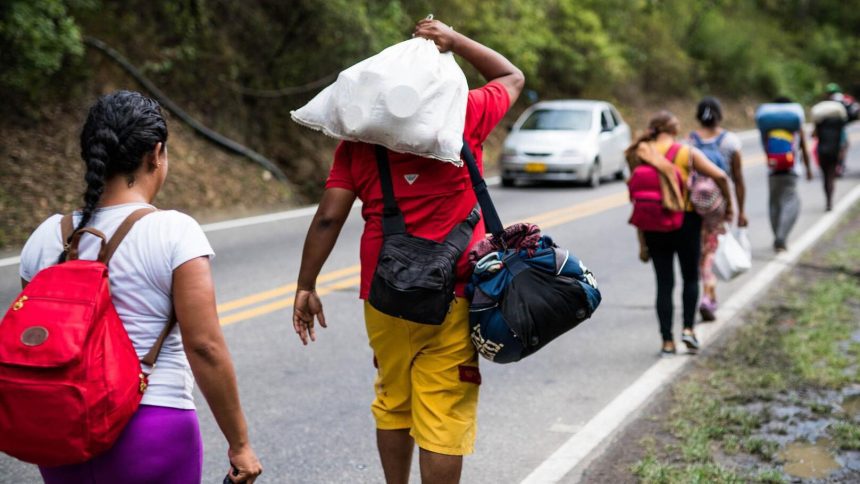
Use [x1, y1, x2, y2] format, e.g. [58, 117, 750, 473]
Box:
[364, 298, 480, 456]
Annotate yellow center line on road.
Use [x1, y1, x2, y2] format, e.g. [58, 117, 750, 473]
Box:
[220, 275, 363, 326]
[216, 264, 361, 313]
[217, 148, 774, 327]
[523, 191, 630, 229]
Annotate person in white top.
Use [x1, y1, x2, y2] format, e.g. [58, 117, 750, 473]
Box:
[19, 91, 261, 484]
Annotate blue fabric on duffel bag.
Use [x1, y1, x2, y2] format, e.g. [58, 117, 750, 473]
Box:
[460, 143, 602, 364]
[466, 232, 601, 363]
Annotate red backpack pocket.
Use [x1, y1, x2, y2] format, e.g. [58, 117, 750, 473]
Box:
[0, 294, 95, 368]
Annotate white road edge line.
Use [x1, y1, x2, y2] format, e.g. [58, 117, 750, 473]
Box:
[520, 181, 860, 484]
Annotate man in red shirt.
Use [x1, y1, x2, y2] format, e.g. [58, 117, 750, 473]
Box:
[292, 18, 523, 484]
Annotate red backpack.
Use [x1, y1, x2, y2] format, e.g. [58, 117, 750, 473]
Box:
[628, 143, 685, 232]
[0, 208, 175, 466]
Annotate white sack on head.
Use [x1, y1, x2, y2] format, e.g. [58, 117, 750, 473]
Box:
[290, 38, 468, 165]
[811, 100, 848, 124]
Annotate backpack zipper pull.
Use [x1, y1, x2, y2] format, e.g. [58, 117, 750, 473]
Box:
[12, 296, 28, 311]
[138, 373, 149, 393]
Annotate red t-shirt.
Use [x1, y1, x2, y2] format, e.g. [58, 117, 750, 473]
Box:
[325, 81, 511, 299]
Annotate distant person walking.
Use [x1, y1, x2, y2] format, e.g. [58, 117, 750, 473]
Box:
[626, 111, 733, 356]
[18, 91, 261, 484]
[756, 97, 813, 252]
[689, 97, 748, 321]
[291, 18, 523, 484]
[812, 100, 849, 210]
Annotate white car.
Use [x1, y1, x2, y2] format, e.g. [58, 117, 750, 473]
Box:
[500, 100, 632, 188]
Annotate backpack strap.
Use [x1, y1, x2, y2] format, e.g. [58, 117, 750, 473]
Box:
[98, 207, 175, 372]
[140, 309, 177, 371]
[443, 204, 481, 252]
[102, 207, 157, 265]
[373, 145, 407, 236]
[100, 207, 176, 371]
[373, 141, 506, 242]
[60, 214, 75, 246]
[66, 227, 109, 262]
[57, 214, 76, 263]
[689, 131, 703, 147]
[461, 140, 505, 239]
[664, 143, 682, 163]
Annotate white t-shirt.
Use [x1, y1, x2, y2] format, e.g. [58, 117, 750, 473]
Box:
[19, 202, 214, 410]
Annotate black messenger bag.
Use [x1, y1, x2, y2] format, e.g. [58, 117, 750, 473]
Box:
[368, 144, 481, 325]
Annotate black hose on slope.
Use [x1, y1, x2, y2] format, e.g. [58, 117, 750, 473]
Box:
[84, 36, 289, 182]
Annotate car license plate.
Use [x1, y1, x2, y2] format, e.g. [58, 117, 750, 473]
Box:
[524, 162, 547, 173]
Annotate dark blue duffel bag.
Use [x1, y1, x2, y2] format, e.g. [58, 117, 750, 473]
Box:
[461, 146, 602, 364]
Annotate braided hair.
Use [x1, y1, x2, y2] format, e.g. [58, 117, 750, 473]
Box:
[76, 91, 167, 233]
[696, 97, 723, 128]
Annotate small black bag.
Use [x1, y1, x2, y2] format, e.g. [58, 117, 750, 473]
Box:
[368, 145, 480, 325]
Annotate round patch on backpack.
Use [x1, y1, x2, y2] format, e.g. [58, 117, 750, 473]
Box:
[21, 326, 49, 347]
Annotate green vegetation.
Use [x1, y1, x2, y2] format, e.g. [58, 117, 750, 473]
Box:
[1, 0, 858, 185]
[829, 421, 860, 451]
[631, 211, 860, 483]
[1, 1, 858, 248]
[0, 0, 87, 101]
[5, 1, 860, 103]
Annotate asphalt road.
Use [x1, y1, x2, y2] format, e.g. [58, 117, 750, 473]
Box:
[2, 126, 859, 483]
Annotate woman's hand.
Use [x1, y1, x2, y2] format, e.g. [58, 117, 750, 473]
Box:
[639, 245, 650, 263]
[737, 212, 749, 227]
[293, 289, 326, 345]
[723, 204, 735, 224]
[413, 18, 460, 52]
[227, 445, 263, 483]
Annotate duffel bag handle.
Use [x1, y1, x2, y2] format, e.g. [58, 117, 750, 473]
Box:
[461, 140, 505, 240]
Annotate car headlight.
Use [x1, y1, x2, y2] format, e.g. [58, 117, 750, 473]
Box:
[503, 147, 517, 156]
[561, 149, 581, 157]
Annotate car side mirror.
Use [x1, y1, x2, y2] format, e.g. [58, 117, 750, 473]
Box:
[507, 124, 514, 132]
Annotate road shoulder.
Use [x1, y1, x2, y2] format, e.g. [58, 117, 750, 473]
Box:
[581, 202, 860, 483]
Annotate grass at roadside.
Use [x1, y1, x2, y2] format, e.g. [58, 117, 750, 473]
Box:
[627, 208, 860, 483]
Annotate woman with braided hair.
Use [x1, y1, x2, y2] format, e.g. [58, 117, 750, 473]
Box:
[626, 111, 734, 356]
[19, 91, 262, 483]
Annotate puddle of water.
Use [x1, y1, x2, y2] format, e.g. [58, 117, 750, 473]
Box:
[779, 438, 841, 479]
[842, 394, 860, 419]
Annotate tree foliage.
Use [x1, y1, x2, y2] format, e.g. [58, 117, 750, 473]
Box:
[2, 0, 859, 176]
[0, 0, 87, 100]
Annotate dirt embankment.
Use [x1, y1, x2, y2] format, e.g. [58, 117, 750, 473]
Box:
[0, 69, 760, 253]
[0, 97, 298, 251]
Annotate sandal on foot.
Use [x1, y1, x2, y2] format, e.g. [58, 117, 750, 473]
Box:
[699, 299, 717, 322]
[681, 330, 699, 354]
[661, 340, 676, 357]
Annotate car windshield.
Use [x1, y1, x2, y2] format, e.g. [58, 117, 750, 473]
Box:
[520, 109, 592, 131]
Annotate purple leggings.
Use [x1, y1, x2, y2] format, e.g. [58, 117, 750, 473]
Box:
[39, 405, 203, 484]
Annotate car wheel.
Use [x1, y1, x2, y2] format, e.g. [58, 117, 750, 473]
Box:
[588, 160, 601, 188]
[614, 163, 628, 181]
[501, 176, 515, 187]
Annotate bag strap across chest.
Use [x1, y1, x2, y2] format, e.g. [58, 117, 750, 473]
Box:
[59, 207, 176, 371]
[373, 140, 506, 242]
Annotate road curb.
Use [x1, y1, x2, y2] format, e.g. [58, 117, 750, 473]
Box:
[520, 181, 860, 484]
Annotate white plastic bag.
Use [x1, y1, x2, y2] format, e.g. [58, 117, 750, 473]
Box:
[714, 226, 752, 281]
[290, 38, 468, 164]
[735, 227, 751, 259]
